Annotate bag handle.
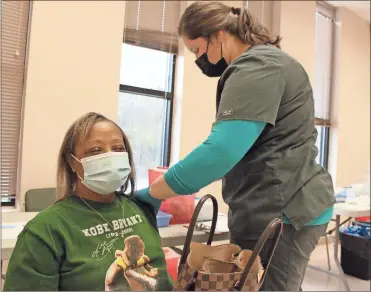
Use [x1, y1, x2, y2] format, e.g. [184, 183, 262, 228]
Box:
[178, 194, 219, 272]
[235, 218, 283, 291]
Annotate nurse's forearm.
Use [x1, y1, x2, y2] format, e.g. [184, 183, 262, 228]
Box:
[149, 120, 266, 199]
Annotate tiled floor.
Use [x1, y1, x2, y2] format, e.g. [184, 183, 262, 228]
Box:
[302, 240, 370, 291]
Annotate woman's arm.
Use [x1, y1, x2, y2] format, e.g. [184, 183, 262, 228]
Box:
[136, 120, 265, 206]
[4, 229, 59, 291]
[135, 188, 162, 214]
[105, 262, 122, 288]
[135, 55, 285, 210]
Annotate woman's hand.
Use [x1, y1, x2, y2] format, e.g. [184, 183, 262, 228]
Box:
[135, 187, 162, 214]
[148, 175, 178, 200]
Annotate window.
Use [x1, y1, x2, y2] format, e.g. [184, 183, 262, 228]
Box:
[314, 2, 335, 168]
[1, 1, 30, 206]
[118, 1, 180, 189]
[315, 126, 330, 167]
[118, 44, 175, 189]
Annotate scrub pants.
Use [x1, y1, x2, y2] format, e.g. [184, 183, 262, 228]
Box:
[231, 223, 328, 291]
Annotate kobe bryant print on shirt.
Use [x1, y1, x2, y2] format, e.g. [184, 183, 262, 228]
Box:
[104, 235, 160, 291]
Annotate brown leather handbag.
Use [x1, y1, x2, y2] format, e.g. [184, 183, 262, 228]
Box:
[173, 194, 283, 291]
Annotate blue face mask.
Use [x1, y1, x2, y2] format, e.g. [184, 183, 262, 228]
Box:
[71, 152, 131, 195]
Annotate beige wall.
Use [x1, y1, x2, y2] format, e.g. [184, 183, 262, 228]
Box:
[17, 1, 370, 210]
[172, 0, 317, 213]
[172, 0, 369, 211]
[275, 2, 370, 188]
[328, 7, 370, 187]
[18, 1, 126, 210]
[277, 1, 316, 83]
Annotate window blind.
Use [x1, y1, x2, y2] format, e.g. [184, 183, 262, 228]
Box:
[313, 5, 335, 126]
[1, 1, 30, 200]
[123, 1, 180, 54]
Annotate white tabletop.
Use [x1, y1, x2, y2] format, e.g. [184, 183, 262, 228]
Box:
[3, 203, 368, 260]
[334, 202, 370, 217]
[1, 212, 230, 260]
[2, 211, 38, 223]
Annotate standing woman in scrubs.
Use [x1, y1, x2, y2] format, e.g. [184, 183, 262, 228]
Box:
[136, 2, 335, 291]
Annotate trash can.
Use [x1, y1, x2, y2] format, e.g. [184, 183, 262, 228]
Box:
[163, 247, 181, 282]
[356, 216, 371, 223]
[340, 223, 371, 280]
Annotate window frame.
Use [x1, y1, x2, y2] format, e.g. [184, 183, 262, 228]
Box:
[314, 1, 336, 169]
[317, 126, 330, 169]
[118, 53, 176, 168]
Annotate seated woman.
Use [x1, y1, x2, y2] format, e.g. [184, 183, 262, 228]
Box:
[3, 112, 173, 291]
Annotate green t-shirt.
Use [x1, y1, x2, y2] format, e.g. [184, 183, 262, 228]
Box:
[4, 194, 174, 291]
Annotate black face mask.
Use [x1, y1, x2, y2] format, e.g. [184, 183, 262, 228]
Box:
[195, 41, 228, 77]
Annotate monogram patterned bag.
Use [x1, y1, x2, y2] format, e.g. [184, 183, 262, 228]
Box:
[173, 194, 283, 291]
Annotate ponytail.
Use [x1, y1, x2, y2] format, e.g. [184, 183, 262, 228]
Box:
[178, 1, 282, 49]
[234, 6, 282, 48]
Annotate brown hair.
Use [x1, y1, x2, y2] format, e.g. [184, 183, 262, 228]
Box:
[56, 112, 136, 201]
[178, 1, 281, 48]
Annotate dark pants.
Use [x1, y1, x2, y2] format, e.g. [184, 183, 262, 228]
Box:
[231, 224, 328, 291]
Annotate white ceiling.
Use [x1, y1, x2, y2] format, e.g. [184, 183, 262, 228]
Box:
[326, 1, 370, 22]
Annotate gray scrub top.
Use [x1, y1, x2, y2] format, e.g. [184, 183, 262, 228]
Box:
[216, 45, 335, 241]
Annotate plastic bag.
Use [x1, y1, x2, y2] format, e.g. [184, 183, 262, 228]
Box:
[341, 223, 370, 239]
[148, 167, 195, 225]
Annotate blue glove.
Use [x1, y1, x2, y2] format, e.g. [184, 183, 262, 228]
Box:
[135, 187, 162, 215]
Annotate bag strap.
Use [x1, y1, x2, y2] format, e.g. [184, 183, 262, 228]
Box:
[178, 194, 219, 271]
[235, 218, 283, 291]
